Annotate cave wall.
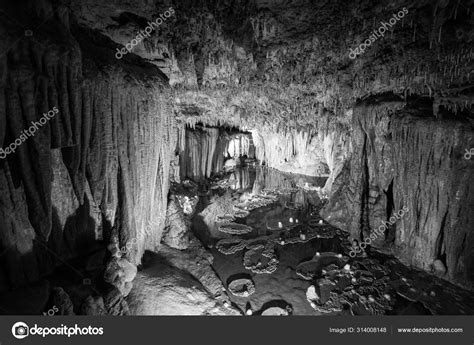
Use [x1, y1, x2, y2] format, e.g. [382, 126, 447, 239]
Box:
[252, 129, 327, 176]
[0, 3, 176, 290]
[251, 128, 350, 196]
[322, 97, 474, 289]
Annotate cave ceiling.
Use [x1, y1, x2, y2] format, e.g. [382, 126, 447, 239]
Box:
[8, 0, 473, 130]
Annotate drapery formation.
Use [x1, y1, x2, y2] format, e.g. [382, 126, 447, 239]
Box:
[178, 126, 254, 180]
[0, 12, 176, 289]
[322, 97, 474, 290]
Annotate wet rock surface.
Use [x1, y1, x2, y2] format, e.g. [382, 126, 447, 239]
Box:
[198, 167, 474, 315]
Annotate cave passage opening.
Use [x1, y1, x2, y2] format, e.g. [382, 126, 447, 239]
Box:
[178, 123, 257, 183]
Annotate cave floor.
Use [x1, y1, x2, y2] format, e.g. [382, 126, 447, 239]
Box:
[191, 167, 474, 316]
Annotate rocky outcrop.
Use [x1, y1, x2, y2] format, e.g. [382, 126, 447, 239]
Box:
[80, 296, 106, 315]
[51, 287, 75, 315]
[104, 257, 138, 297]
[127, 252, 237, 315]
[157, 234, 233, 304]
[322, 96, 474, 289]
[103, 287, 130, 316]
[163, 197, 190, 250]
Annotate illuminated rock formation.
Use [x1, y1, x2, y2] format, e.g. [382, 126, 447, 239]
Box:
[163, 198, 190, 250]
[322, 97, 474, 289]
[0, 3, 175, 292]
[252, 129, 329, 177]
[179, 126, 254, 180]
[127, 254, 237, 315]
[1, 0, 473, 316]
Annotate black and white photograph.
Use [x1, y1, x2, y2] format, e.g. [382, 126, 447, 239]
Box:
[0, 0, 473, 343]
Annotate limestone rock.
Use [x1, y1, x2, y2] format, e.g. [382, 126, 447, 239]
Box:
[104, 258, 137, 297]
[51, 287, 75, 315]
[103, 288, 130, 316]
[227, 278, 255, 298]
[157, 235, 231, 304]
[432, 260, 447, 276]
[306, 285, 320, 304]
[252, 129, 329, 177]
[163, 198, 190, 250]
[0, 8, 176, 289]
[322, 98, 474, 289]
[127, 257, 236, 315]
[80, 296, 106, 315]
[224, 158, 239, 170]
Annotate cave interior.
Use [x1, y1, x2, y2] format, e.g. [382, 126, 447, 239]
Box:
[0, 0, 473, 316]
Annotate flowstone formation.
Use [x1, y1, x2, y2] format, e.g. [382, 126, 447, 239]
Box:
[321, 98, 474, 289]
[0, 1, 176, 296]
